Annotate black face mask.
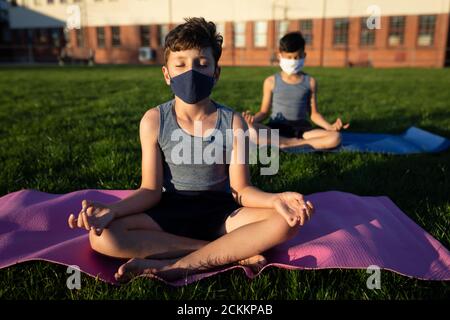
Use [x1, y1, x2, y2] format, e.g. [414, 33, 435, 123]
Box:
[169, 69, 215, 104]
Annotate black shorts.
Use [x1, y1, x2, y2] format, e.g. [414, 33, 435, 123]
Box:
[144, 191, 241, 241]
[267, 119, 313, 139]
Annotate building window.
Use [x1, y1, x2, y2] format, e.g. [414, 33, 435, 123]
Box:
[96, 27, 105, 48]
[333, 18, 349, 46]
[233, 22, 246, 48]
[36, 28, 49, 45]
[47, 0, 54, 4]
[388, 16, 405, 46]
[276, 20, 289, 43]
[417, 15, 436, 46]
[253, 21, 267, 47]
[50, 28, 60, 47]
[140, 26, 150, 47]
[111, 26, 121, 47]
[215, 22, 225, 47]
[300, 20, 313, 45]
[159, 25, 168, 47]
[360, 17, 375, 46]
[75, 28, 83, 48]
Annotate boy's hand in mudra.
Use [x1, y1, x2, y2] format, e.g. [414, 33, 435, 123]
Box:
[272, 192, 314, 227]
[330, 118, 350, 131]
[68, 199, 116, 235]
[241, 110, 255, 124]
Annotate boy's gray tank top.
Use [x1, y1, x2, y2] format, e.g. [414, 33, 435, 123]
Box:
[157, 99, 235, 193]
[270, 72, 312, 122]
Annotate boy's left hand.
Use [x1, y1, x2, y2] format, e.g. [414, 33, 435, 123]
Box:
[241, 110, 255, 124]
[330, 118, 350, 131]
[272, 192, 314, 227]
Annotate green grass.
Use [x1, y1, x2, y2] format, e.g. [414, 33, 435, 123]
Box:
[0, 65, 449, 299]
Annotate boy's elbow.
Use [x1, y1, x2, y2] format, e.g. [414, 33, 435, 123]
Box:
[310, 112, 319, 120]
[140, 187, 162, 202]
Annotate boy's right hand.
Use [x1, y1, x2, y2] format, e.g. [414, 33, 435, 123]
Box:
[330, 118, 350, 131]
[68, 199, 116, 235]
[241, 110, 255, 124]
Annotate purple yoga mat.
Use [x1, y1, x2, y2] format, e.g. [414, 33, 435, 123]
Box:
[0, 188, 449, 286]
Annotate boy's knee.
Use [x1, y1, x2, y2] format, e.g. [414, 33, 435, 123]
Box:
[269, 211, 301, 239]
[327, 131, 341, 148]
[89, 228, 123, 256]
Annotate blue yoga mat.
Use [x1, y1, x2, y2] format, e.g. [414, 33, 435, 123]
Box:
[282, 127, 450, 154]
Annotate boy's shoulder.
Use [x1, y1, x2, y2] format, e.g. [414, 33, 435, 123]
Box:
[263, 74, 276, 90]
[306, 73, 316, 88]
[265, 74, 276, 83]
[141, 99, 174, 127]
[141, 106, 160, 128]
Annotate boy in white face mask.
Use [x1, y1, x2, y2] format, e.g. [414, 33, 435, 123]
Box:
[242, 32, 349, 149]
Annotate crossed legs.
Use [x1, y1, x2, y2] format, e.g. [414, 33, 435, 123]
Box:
[89, 207, 300, 282]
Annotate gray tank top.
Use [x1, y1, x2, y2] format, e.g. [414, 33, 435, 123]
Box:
[270, 72, 312, 122]
[157, 99, 235, 193]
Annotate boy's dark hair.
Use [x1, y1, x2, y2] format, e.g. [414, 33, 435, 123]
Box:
[164, 17, 223, 67]
[279, 31, 305, 52]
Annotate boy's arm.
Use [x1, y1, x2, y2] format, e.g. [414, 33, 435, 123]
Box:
[229, 113, 314, 225]
[253, 76, 274, 123]
[229, 113, 277, 207]
[309, 77, 349, 131]
[108, 107, 164, 218]
[242, 76, 274, 124]
[309, 77, 334, 130]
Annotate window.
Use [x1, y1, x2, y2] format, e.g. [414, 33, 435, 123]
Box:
[417, 15, 436, 46]
[253, 21, 267, 47]
[360, 17, 375, 46]
[96, 27, 105, 48]
[75, 28, 83, 48]
[300, 20, 313, 45]
[233, 22, 246, 48]
[159, 25, 168, 46]
[215, 22, 225, 47]
[388, 16, 405, 46]
[63, 27, 70, 44]
[276, 20, 289, 43]
[333, 18, 349, 45]
[47, 0, 54, 4]
[36, 28, 49, 44]
[50, 28, 60, 47]
[140, 26, 150, 46]
[111, 26, 120, 47]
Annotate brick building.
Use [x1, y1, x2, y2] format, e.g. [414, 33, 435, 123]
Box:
[2, 0, 450, 67]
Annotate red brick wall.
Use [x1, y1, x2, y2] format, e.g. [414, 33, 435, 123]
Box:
[69, 13, 449, 68]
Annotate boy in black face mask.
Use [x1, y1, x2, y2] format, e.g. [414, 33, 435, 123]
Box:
[68, 17, 314, 282]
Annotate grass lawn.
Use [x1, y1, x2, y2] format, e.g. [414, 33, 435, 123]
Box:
[0, 65, 449, 300]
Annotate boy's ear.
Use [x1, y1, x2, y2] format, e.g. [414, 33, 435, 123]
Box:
[214, 65, 221, 84]
[162, 65, 171, 85]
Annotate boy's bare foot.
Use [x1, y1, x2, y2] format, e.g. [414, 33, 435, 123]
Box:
[237, 254, 267, 273]
[114, 254, 268, 283]
[114, 257, 176, 283]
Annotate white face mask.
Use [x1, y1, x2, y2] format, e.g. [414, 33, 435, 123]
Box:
[279, 57, 305, 75]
